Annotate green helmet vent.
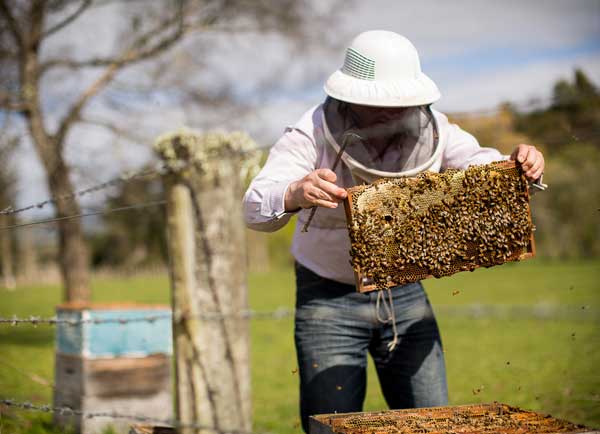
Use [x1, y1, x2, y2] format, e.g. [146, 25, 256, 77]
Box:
[342, 47, 376, 81]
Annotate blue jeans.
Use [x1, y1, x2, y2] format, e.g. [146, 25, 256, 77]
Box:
[294, 262, 448, 432]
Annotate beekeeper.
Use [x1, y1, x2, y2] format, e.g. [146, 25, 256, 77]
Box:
[243, 30, 545, 432]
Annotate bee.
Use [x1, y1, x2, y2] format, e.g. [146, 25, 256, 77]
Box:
[348, 162, 533, 287]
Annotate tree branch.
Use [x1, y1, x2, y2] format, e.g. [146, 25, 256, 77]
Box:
[41, 57, 112, 70]
[81, 117, 148, 144]
[0, 0, 24, 49]
[53, 2, 187, 145]
[53, 62, 120, 145]
[39, 22, 259, 74]
[28, 0, 46, 50]
[0, 46, 17, 58]
[41, 4, 186, 73]
[43, 0, 93, 38]
[0, 89, 26, 112]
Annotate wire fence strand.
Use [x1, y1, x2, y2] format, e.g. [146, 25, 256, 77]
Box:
[0, 162, 170, 217]
[0, 146, 259, 219]
[0, 200, 167, 231]
[0, 308, 294, 326]
[1, 305, 597, 327]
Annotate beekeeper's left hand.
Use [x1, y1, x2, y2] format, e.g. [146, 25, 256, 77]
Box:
[510, 144, 545, 181]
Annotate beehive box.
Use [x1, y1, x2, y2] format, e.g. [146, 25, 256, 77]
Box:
[55, 302, 173, 358]
[54, 303, 173, 434]
[344, 161, 535, 292]
[309, 403, 598, 434]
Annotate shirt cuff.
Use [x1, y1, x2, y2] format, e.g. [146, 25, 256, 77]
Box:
[261, 181, 299, 219]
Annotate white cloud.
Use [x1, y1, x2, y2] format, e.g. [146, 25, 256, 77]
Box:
[335, 0, 600, 59]
[435, 53, 600, 112]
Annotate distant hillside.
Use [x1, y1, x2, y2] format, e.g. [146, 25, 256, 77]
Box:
[448, 107, 535, 156]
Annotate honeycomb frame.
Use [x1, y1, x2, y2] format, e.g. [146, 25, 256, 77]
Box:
[309, 403, 596, 434]
[343, 161, 536, 293]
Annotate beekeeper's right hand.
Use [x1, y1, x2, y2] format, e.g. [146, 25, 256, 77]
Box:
[284, 169, 348, 212]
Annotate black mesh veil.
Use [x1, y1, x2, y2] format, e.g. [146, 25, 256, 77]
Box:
[322, 97, 440, 183]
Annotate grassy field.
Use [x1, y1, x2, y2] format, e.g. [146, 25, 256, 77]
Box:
[0, 259, 598, 433]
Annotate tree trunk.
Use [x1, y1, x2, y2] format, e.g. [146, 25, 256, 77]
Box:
[0, 215, 16, 290]
[19, 227, 39, 283]
[21, 16, 91, 302]
[162, 133, 251, 434]
[26, 123, 91, 301]
[51, 159, 91, 302]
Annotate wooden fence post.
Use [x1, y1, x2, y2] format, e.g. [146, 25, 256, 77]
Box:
[156, 130, 258, 434]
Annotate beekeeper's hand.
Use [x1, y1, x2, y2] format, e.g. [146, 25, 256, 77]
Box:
[510, 144, 545, 181]
[285, 169, 348, 211]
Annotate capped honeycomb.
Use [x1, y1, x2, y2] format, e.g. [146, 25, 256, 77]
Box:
[309, 403, 594, 434]
[343, 161, 535, 293]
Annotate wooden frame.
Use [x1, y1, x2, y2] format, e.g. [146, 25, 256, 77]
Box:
[344, 161, 536, 293]
[309, 403, 596, 434]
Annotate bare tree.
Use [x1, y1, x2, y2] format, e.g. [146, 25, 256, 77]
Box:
[0, 125, 18, 289]
[0, 0, 329, 302]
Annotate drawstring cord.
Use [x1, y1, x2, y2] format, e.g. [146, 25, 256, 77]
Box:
[375, 287, 399, 352]
[300, 124, 400, 348]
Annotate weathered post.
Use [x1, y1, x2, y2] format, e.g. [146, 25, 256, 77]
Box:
[155, 130, 258, 434]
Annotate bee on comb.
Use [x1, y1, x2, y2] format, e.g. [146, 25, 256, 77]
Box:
[344, 161, 536, 293]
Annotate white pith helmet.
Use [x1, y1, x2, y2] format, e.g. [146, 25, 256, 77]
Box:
[324, 30, 441, 107]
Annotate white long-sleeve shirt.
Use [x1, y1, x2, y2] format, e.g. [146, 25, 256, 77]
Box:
[243, 103, 506, 285]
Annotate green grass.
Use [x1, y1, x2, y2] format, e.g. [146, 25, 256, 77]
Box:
[0, 259, 598, 433]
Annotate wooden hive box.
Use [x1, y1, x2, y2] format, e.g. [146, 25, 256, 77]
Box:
[53, 303, 173, 434]
[309, 403, 598, 434]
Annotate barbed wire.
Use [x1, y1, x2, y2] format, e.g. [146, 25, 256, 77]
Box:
[0, 200, 168, 231]
[0, 398, 268, 434]
[0, 307, 294, 326]
[0, 314, 171, 326]
[0, 162, 171, 217]
[0, 145, 259, 218]
[1, 305, 596, 327]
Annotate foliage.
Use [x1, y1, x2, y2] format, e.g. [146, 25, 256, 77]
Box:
[89, 171, 167, 269]
[265, 215, 298, 269]
[531, 143, 600, 258]
[510, 69, 600, 258]
[448, 105, 531, 156]
[513, 69, 600, 150]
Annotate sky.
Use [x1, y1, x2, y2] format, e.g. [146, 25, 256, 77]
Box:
[258, 0, 600, 118]
[5, 0, 600, 214]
